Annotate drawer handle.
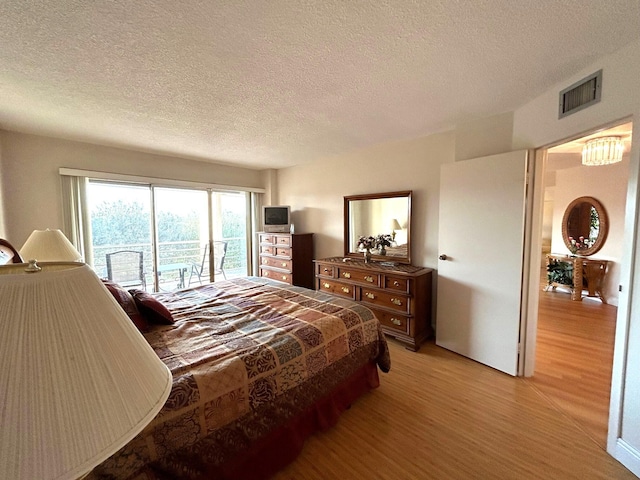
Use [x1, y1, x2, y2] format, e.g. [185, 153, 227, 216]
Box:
[390, 298, 402, 306]
[390, 317, 402, 326]
[341, 287, 350, 294]
[323, 282, 330, 289]
[343, 272, 351, 279]
[365, 292, 375, 299]
[323, 268, 330, 273]
[393, 281, 400, 287]
[262, 259, 268, 264]
[282, 275, 288, 280]
[282, 262, 287, 267]
[364, 275, 374, 283]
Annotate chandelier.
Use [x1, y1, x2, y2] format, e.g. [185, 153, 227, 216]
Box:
[581, 136, 624, 166]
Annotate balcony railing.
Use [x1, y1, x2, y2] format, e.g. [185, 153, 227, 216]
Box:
[93, 238, 247, 291]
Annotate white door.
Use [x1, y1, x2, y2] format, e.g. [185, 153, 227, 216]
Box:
[436, 151, 529, 376]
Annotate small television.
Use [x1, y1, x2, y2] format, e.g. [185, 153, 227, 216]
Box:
[263, 205, 291, 233]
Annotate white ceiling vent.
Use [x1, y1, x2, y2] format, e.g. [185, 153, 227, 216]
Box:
[558, 70, 602, 119]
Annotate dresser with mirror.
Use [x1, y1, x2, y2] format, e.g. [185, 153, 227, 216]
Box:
[315, 191, 433, 351]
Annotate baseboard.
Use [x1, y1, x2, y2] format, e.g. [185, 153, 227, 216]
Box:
[612, 438, 640, 477]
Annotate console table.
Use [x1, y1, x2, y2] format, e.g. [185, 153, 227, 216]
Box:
[545, 254, 609, 303]
[315, 257, 433, 351]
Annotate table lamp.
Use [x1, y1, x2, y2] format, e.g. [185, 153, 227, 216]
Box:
[0, 262, 172, 479]
[20, 228, 82, 262]
[390, 218, 402, 241]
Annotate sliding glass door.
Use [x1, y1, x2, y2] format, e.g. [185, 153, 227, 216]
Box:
[88, 182, 153, 288]
[85, 180, 250, 291]
[211, 191, 249, 281]
[154, 187, 209, 291]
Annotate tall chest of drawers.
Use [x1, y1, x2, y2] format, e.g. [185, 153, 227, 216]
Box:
[258, 233, 314, 289]
[315, 257, 433, 351]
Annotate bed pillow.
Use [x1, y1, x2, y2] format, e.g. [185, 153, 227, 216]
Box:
[129, 289, 175, 325]
[101, 280, 149, 333]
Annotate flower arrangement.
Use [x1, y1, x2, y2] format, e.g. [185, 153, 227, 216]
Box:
[568, 236, 591, 254]
[357, 235, 376, 251]
[358, 234, 393, 251]
[375, 234, 392, 251]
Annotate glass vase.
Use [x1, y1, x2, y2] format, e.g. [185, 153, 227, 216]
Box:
[364, 248, 372, 263]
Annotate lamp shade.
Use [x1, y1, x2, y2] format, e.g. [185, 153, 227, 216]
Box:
[581, 136, 624, 166]
[20, 229, 82, 262]
[0, 262, 172, 479]
[390, 218, 402, 231]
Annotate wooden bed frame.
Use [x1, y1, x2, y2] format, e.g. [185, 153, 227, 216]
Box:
[0, 239, 23, 265]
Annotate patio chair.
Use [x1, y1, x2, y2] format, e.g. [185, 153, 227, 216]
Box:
[106, 250, 146, 289]
[188, 241, 227, 286]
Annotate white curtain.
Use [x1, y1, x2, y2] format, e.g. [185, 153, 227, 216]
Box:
[250, 192, 263, 276]
[60, 175, 93, 265]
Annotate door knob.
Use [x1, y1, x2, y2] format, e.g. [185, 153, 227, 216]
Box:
[439, 254, 448, 261]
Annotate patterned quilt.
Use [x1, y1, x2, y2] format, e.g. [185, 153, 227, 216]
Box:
[90, 277, 390, 479]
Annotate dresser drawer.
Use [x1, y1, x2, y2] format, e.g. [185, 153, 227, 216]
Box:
[260, 268, 292, 284]
[260, 245, 275, 255]
[316, 263, 335, 277]
[275, 246, 291, 257]
[336, 267, 380, 287]
[259, 234, 276, 244]
[384, 275, 410, 293]
[261, 256, 292, 271]
[361, 287, 410, 314]
[370, 308, 409, 334]
[317, 279, 356, 299]
[275, 235, 291, 246]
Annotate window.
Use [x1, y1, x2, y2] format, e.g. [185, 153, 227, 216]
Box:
[77, 179, 254, 291]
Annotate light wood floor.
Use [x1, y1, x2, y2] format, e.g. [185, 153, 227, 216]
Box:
[273, 319, 632, 479]
[530, 282, 617, 450]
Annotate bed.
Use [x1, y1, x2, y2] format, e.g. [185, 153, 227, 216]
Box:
[90, 276, 390, 480]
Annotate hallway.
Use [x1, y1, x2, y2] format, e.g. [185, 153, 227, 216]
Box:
[529, 282, 616, 449]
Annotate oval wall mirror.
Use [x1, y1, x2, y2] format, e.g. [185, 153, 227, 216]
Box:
[561, 196, 608, 256]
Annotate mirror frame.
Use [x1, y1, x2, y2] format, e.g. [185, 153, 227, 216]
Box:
[561, 196, 608, 256]
[344, 190, 412, 264]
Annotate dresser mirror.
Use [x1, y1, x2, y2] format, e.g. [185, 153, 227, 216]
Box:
[344, 191, 412, 264]
[561, 196, 608, 256]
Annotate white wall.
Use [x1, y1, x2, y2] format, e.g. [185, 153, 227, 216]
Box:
[550, 155, 630, 306]
[0, 135, 5, 238]
[261, 169, 278, 205]
[276, 131, 455, 269]
[513, 38, 640, 476]
[277, 111, 515, 270]
[455, 111, 514, 161]
[0, 131, 264, 247]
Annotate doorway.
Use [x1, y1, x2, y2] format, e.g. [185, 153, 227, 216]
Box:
[529, 122, 632, 449]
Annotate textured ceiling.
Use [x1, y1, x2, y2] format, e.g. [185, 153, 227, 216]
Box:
[0, 1, 639, 170]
